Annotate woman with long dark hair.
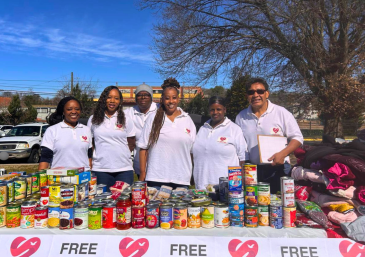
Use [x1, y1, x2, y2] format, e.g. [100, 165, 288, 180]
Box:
[192, 96, 248, 189]
[39, 96, 92, 170]
[137, 78, 196, 189]
[87, 86, 136, 189]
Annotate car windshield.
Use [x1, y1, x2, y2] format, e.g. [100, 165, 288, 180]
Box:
[5, 126, 41, 137]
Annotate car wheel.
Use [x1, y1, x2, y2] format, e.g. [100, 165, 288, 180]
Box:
[27, 148, 40, 163]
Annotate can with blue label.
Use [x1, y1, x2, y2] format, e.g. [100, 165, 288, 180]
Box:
[48, 206, 60, 228]
[270, 201, 283, 229]
[160, 203, 173, 229]
[59, 208, 74, 229]
[230, 221, 244, 227]
[97, 184, 107, 195]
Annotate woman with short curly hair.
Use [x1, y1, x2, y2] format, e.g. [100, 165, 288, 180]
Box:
[87, 86, 136, 189]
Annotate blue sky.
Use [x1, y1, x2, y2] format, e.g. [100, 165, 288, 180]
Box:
[0, 0, 170, 97]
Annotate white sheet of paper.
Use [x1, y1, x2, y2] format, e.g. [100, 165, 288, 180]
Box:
[258, 135, 288, 163]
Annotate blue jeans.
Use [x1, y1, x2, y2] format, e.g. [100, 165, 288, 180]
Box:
[93, 170, 134, 192]
[146, 181, 189, 190]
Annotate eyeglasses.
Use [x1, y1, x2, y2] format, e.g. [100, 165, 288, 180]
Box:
[136, 94, 151, 99]
[247, 89, 266, 95]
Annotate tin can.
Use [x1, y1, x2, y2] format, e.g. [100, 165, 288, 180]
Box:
[89, 175, 97, 196]
[270, 201, 283, 229]
[14, 177, 27, 200]
[21, 175, 32, 197]
[229, 203, 245, 216]
[134, 181, 148, 203]
[245, 185, 258, 206]
[74, 203, 88, 229]
[97, 184, 107, 195]
[48, 206, 60, 228]
[229, 191, 244, 198]
[282, 193, 295, 207]
[146, 203, 159, 229]
[281, 177, 295, 195]
[7, 180, 14, 203]
[40, 186, 49, 207]
[173, 203, 188, 229]
[244, 164, 258, 185]
[102, 202, 116, 228]
[39, 171, 47, 188]
[187, 205, 201, 228]
[101, 192, 112, 199]
[20, 200, 37, 228]
[73, 185, 79, 204]
[219, 177, 229, 203]
[132, 206, 145, 229]
[201, 205, 214, 228]
[228, 166, 242, 191]
[215, 203, 229, 228]
[60, 185, 74, 209]
[0, 206, 5, 227]
[160, 204, 173, 229]
[88, 204, 103, 230]
[76, 183, 88, 202]
[0, 182, 7, 206]
[132, 185, 146, 207]
[258, 182, 270, 206]
[245, 206, 258, 228]
[6, 203, 21, 228]
[230, 221, 244, 227]
[59, 208, 74, 229]
[34, 206, 48, 229]
[258, 205, 269, 226]
[283, 207, 296, 228]
[31, 172, 40, 193]
[49, 184, 61, 207]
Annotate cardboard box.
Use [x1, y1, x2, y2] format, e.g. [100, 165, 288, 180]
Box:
[228, 166, 242, 191]
[46, 167, 84, 176]
[60, 171, 91, 185]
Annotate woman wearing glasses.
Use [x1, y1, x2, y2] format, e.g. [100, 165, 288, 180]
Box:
[125, 83, 159, 179]
[87, 86, 136, 190]
[235, 78, 303, 193]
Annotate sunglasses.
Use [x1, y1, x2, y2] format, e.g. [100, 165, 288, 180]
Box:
[247, 89, 266, 95]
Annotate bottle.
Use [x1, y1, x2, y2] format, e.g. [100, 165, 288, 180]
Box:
[116, 195, 131, 230]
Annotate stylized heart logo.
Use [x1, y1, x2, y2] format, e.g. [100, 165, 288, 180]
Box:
[10, 237, 41, 257]
[186, 129, 190, 134]
[82, 136, 87, 140]
[220, 137, 226, 141]
[228, 239, 258, 257]
[273, 128, 279, 134]
[119, 237, 149, 257]
[339, 239, 365, 257]
[117, 124, 123, 128]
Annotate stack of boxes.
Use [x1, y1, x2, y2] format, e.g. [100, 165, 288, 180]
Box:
[228, 166, 244, 227]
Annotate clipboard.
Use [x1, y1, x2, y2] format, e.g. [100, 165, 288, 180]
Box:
[257, 134, 288, 163]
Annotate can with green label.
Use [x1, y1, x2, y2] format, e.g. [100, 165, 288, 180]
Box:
[39, 171, 48, 188]
[7, 180, 14, 203]
[21, 175, 32, 197]
[201, 204, 214, 228]
[88, 204, 102, 230]
[31, 173, 40, 193]
[14, 177, 26, 200]
[6, 203, 21, 228]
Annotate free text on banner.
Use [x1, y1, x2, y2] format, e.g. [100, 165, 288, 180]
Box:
[0, 235, 364, 257]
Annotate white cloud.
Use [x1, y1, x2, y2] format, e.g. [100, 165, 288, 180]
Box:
[0, 19, 154, 64]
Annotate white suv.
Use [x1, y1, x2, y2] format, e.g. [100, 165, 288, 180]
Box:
[0, 123, 49, 163]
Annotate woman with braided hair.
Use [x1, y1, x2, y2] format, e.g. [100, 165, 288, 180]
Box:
[137, 78, 196, 189]
[87, 86, 136, 189]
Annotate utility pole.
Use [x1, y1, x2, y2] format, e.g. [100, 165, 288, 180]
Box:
[71, 72, 74, 96]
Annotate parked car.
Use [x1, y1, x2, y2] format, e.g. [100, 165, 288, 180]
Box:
[0, 123, 49, 163]
[0, 125, 13, 137]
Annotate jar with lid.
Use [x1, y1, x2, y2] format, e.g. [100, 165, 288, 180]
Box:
[116, 194, 131, 230]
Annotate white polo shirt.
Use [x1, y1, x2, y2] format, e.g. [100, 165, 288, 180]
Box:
[41, 121, 92, 170]
[235, 100, 303, 164]
[192, 118, 249, 189]
[87, 112, 136, 172]
[137, 108, 196, 185]
[124, 102, 159, 175]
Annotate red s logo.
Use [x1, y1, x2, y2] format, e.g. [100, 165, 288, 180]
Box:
[339, 240, 365, 257]
[228, 239, 258, 257]
[10, 237, 41, 257]
[119, 237, 149, 257]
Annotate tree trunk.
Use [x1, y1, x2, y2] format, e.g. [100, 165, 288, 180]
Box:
[324, 117, 344, 138]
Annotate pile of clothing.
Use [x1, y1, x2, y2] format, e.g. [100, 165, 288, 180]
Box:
[292, 135, 365, 242]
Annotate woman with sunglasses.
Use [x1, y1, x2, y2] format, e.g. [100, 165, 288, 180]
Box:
[235, 78, 303, 193]
[87, 86, 136, 190]
[192, 96, 248, 189]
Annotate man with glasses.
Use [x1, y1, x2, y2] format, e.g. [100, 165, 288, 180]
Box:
[125, 83, 159, 178]
[235, 78, 303, 193]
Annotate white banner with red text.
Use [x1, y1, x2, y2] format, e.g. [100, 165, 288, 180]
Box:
[0, 235, 364, 257]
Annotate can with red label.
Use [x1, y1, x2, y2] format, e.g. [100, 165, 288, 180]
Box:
[34, 206, 48, 229]
[102, 202, 116, 229]
[146, 203, 159, 229]
[282, 193, 295, 207]
[283, 207, 296, 228]
[244, 164, 257, 185]
[132, 185, 146, 207]
[134, 181, 148, 203]
[245, 206, 258, 228]
[132, 206, 145, 229]
[281, 177, 295, 194]
[20, 200, 37, 228]
[40, 186, 49, 207]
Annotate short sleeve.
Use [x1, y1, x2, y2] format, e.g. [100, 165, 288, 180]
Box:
[283, 110, 304, 145]
[87, 116, 93, 136]
[136, 115, 153, 149]
[188, 117, 197, 143]
[233, 124, 249, 161]
[41, 125, 56, 151]
[125, 116, 136, 137]
[86, 126, 93, 149]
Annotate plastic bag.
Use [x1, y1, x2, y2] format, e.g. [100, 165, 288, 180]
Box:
[296, 200, 329, 228]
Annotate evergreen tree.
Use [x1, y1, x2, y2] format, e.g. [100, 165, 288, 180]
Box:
[7, 95, 23, 125]
[23, 98, 38, 122]
[226, 75, 250, 121]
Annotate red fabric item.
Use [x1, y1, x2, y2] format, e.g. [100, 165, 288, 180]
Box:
[294, 147, 306, 165]
[323, 163, 355, 190]
[356, 186, 365, 204]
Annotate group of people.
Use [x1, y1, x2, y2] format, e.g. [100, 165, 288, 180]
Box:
[38, 77, 304, 193]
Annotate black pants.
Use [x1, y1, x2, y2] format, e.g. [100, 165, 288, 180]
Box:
[257, 163, 291, 194]
[147, 181, 188, 190]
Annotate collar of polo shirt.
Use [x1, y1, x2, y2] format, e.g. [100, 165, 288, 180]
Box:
[204, 117, 229, 129]
[60, 121, 83, 128]
[104, 111, 118, 119]
[248, 99, 274, 117]
[166, 107, 188, 119]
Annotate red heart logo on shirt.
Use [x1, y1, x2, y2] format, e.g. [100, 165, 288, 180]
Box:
[10, 237, 41, 257]
[228, 239, 258, 257]
[119, 237, 149, 257]
[273, 128, 279, 134]
[117, 124, 123, 128]
[339, 240, 365, 257]
[186, 129, 190, 134]
[220, 137, 226, 141]
[82, 136, 87, 141]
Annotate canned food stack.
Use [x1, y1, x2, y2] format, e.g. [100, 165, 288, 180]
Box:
[280, 177, 296, 228]
[228, 166, 244, 227]
[243, 164, 258, 228]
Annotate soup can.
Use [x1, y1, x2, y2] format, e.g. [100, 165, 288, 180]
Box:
[229, 203, 245, 216]
[20, 200, 37, 228]
[258, 205, 269, 226]
[34, 206, 48, 229]
[7, 180, 14, 203]
[59, 208, 74, 229]
[48, 207, 60, 228]
[40, 186, 49, 207]
[214, 203, 229, 228]
[218, 177, 229, 203]
[270, 201, 283, 229]
[60, 184, 74, 209]
[173, 203, 188, 229]
[282, 193, 295, 207]
[134, 181, 148, 203]
[283, 207, 296, 228]
[49, 184, 61, 207]
[258, 182, 270, 206]
[39, 171, 48, 188]
[245, 185, 258, 206]
[132, 206, 146, 229]
[74, 203, 88, 230]
[230, 220, 244, 227]
[96, 184, 107, 195]
[0, 206, 5, 227]
[187, 205, 201, 228]
[31, 172, 40, 193]
[201, 205, 214, 228]
[102, 202, 116, 229]
[0, 182, 8, 206]
[132, 185, 146, 207]
[229, 191, 244, 199]
[101, 192, 112, 199]
[244, 164, 257, 185]
[88, 204, 103, 230]
[14, 177, 27, 200]
[6, 203, 21, 228]
[21, 175, 32, 197]
[245, 206, 258, 228]
[160, 204, 173, 229]
[89, 175, 97, 196]
[281, 177, 295, 195]
[77, 183, 88, 202]
[146, 203, 159, 229]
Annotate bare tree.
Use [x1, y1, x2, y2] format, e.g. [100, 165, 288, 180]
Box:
[141, 0, 365, 137]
